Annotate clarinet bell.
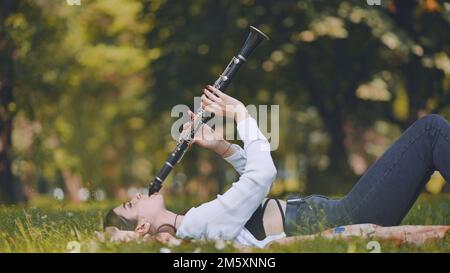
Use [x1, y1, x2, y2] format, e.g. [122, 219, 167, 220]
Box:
[238, 26, 270, 60]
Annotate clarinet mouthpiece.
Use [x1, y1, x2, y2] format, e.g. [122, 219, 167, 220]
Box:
[148, 179, 162, 196]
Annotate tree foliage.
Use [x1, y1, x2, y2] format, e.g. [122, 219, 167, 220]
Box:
[1, 0, 449, 203]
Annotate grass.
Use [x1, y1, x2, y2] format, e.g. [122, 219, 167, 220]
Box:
[0, 194, 448, 253]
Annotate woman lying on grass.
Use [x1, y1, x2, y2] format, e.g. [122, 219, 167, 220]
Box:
[103, 85, 450, 248]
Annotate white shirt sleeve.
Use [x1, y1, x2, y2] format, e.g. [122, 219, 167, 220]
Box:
[223, 144, 246, 175]
[176, 117, 277, 241]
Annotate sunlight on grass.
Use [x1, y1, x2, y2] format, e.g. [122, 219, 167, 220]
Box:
[0, 194, 448, 253]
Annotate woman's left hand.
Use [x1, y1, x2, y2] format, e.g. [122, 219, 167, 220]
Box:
[201, 85, 249, 123]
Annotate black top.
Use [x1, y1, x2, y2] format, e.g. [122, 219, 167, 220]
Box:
[244, 198, 286, 240]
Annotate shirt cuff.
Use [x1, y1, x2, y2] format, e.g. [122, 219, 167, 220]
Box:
[223, 144, 244, 162]
[223, 144, 246, 173]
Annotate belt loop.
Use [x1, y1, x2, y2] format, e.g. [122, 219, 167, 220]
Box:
[287, 197, 304, 204]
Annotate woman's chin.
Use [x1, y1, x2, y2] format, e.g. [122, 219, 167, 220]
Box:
[150, 192, 165, 203]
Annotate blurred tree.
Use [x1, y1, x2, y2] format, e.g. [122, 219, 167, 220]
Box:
[1, 0, 448, 203]
[0, 1, 26, 204]
[9, 0, 157, 201]
[384, 0, 450, 128]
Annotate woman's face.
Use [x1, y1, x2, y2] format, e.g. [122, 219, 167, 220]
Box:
[113, 192, 165, 226]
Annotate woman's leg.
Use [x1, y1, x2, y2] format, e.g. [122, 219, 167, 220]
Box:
[341, 114, 450, 226]
[286, 114, 450, 236]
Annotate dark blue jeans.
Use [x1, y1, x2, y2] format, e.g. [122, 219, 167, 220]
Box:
[287, 114, 450, 235]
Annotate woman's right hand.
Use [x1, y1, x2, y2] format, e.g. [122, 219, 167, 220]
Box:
[181, 110, 222, 150]
[201, 85, 249, 123]
[181, 110, 235, 157]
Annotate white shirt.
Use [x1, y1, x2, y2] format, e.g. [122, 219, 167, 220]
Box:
[176, 117, 286, 248]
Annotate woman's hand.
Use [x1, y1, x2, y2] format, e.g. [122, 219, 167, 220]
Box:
[181, 110, 234, 156]
[153, 232, 182, 247]
[201, 85, 249, 123]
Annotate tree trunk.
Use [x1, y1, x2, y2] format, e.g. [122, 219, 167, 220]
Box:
[61, 169, 82, 203]
[306, 111, 357, 195]
[0, 1, 25, 204]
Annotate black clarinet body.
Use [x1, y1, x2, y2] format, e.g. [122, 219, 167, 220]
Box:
[148, 26, 269, 195]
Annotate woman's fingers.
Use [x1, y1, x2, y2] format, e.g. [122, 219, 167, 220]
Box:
[201, 94, 214, 107]
[181, 111, 194, 142]
[188, 110, 195, 120]
[183, 111, 194, 130]
[204, 103, 223, 115]
[204, 88, 221, 103]
[182, 122, 191, 130]
[206, 85, 225, 98]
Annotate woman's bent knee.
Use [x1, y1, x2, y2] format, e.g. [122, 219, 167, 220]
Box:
[414, 114, 448, 130]
[423, 113, 447, 123]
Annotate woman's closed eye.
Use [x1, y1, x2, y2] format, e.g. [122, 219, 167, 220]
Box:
[123, 202, 132, 209]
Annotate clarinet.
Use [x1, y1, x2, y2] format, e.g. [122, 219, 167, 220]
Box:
[148, 26, 269, 195]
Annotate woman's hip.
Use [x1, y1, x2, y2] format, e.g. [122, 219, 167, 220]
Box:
[284, 194, 352, 236]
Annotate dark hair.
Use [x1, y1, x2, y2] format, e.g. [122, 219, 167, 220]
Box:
[103, 209, 178, 234]
[103, 209, 136, 231]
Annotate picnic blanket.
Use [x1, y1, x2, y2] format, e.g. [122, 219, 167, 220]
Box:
[99, 224, 449, 248]
[270, 224, 450, 246]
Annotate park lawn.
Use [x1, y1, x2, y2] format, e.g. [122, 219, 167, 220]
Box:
[0, 194, 448, 253]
